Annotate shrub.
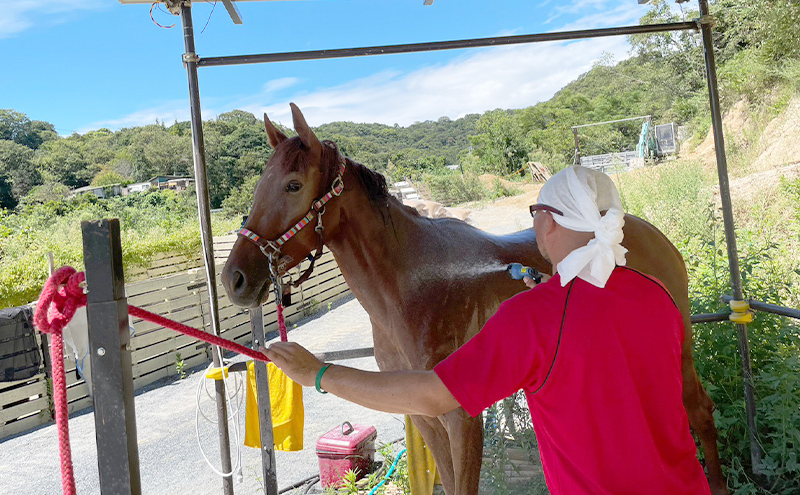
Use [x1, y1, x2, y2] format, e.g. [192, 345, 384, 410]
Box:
[0, 190, 238, 307]
[423, 172, 486, 205]
[688, 233, 800, 494]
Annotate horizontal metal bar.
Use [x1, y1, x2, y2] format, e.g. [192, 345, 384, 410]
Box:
[315, 347, 375, 362]
[720, 295, 800, 320]
[692, 312, 731, 324]
[198, 21, 697, 68]
[573, 115, 652, 129]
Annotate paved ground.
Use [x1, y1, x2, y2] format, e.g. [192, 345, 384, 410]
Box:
[0, 192, 539, 495]
[0, 295, 409, 495]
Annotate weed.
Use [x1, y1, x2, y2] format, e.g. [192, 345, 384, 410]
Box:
[175, 352, 186, 379]
[302, 298, 320, 317]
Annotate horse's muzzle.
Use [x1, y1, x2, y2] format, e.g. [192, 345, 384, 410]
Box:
[221, 266, 271, 309]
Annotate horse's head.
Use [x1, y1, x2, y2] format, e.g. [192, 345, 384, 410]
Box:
[222, 103, 344, 308]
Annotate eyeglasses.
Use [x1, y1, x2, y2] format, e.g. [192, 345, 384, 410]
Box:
[529, 204, 563, 218]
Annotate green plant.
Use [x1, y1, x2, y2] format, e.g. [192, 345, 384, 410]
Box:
[302, 298, 320, 317]
[375, 443, 410, 495]
[481, 393, 547, 494]
[489, 177, 522, 200]
[687, 230, 800, 494]
[175, 352, 186, 379]
[423, 172, 486, 206]
[338, 469, 360, 495]
[0, 189, 240, 307]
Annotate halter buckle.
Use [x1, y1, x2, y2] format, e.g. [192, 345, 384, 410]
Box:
[331, 175, 344, 196]
[259, 239, 281, 259]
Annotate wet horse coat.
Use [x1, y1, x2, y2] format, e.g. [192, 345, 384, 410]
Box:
[221, 104, 727, 495]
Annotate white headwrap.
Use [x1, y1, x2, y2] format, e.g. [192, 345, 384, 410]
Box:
[536, 166, 627, 288]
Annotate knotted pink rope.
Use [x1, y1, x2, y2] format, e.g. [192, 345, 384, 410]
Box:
[34, 266, 290, 494]
[34, 266, 83, 495]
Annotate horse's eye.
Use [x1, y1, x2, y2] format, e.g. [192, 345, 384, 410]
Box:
[285, 181, 302, 193]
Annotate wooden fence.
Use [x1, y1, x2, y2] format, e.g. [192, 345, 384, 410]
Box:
[0, 235, 351, 440]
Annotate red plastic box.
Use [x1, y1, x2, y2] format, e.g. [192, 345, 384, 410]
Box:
[316, 421, 377, 488]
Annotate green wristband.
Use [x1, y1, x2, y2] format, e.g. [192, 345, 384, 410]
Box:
[315, 363, 334, 394]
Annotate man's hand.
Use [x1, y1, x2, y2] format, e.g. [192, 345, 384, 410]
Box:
[523, 272, 551, 289]
[261, 342, 322, 387]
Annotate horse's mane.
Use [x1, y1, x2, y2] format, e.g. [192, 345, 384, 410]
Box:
[345, 158, 391, 205]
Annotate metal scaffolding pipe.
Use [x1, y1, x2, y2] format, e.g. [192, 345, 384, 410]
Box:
[179, 4, 235, 494]
[197, 21, 697, 68]
[721, 295, 800, 320]
[698, 0, 761, 471]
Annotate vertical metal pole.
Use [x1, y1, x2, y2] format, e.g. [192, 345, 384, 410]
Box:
[572, 127, 581, 166]
[82, 219, 141, 495]
[697, 0, 761, 471]
[249, 308, 278, 495]
[179, 3, 235, 493]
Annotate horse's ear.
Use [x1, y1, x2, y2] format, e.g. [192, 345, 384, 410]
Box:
[290, 102, 322, 162]
[263, 112, 287, 148]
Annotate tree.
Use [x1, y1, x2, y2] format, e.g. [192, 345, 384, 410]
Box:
[122, 125, 193, 181]
[0, 140, 41, 205]
[34, 137, 95, 189]
[0, 110, 58, 149]
[469, 110, 534, 175]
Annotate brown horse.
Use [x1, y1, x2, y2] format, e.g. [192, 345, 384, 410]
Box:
[221, 104, 728, 495]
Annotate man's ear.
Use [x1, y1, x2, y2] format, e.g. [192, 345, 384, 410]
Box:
[541, 212, 559, 235]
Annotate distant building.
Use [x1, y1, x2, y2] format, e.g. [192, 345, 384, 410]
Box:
[148, 175, 194, 192]
[124, 182, 152, 194]
[69, 184, 123, 199]
[122, 176, 194, 195]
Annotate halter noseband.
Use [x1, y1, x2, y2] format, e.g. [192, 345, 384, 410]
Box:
[237, 156, 346, 288]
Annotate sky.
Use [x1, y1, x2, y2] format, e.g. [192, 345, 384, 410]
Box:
[0, 0, 680, 136]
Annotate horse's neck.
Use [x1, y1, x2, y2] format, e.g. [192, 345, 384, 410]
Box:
[324, 196, 419, 312]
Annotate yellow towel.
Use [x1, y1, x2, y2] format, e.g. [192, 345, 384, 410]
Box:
[244, 361, 304, 451]
[405, 415, 442, 495]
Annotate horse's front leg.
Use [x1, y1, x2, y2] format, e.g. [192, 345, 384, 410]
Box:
[681, 334, 729, 495]
[441, 408, 483, 495]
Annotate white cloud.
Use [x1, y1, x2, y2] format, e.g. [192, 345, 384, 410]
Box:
[0, 0, 107, 38]
[556, 4, 647, 32]
[80, 100, 191, 133]
[85, 0, 650, 131]
[261, 77, 300, 94]
[241, 36, 632, 128]
[88, 35, 632, 131]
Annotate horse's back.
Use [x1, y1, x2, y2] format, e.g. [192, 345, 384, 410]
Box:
[621, 215, 690, 315]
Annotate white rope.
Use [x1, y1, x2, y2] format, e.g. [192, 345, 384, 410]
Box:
[194, 349, 246, 482]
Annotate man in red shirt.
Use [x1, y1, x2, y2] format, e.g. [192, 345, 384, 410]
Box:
[264, 166, 711, 494]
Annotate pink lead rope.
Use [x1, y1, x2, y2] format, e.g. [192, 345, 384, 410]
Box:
[33, 266, 289, 494]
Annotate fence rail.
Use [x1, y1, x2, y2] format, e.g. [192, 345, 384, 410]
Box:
[0, 235, 351, 440]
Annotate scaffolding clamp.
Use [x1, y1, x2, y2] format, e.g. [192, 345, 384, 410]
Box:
[694, 14, 716, 29]
[183, 52, 200, 66]
[729, 299, 754, 324]
[205, 366, 230, 380]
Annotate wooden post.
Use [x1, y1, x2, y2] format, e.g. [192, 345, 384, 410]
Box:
[82, 219, 141, 495]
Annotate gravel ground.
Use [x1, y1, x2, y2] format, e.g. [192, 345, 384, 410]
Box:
[0, 190, 539, 495]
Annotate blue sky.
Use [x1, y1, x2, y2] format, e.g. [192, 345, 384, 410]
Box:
[0, 0, 683, 135]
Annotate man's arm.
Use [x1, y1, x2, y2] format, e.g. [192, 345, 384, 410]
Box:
[262, 341, 461, 417]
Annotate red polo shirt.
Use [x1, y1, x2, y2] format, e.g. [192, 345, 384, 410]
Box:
[434, 266, 710, 495]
